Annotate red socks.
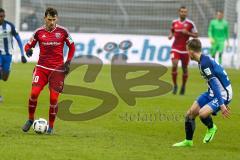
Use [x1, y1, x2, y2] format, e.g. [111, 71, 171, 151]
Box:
[48, 89, 59, 128]
[28, 86, 41, 121]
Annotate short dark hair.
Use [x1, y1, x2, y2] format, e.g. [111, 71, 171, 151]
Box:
[217, 10, 224, 14]
[45, 7, 58, 17]
[0, 8, 5, 13]
[179, 6, 187, 11]
[187, 38, 202, 52]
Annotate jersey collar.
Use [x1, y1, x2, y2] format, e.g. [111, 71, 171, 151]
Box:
[44, 24, 57, 33]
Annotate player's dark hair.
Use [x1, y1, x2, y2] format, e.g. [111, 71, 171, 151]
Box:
[179, 6, 187, 11]
[45, 7, 58, 17]
[186, 38, 202, 52]
[217, 10, 223, 14]
[0, 8, 5, 13]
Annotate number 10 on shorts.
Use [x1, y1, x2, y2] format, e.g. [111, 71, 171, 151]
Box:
[33, 75, 39, 83]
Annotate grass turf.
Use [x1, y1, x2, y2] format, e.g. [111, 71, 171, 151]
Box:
[0, 63, 239, 160]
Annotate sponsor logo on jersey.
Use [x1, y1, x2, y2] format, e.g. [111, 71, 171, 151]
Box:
[42, 34, 46, 38]
[42, 42, 61, 46]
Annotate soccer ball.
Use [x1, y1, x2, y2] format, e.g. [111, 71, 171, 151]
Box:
[32, 118, 48, 134]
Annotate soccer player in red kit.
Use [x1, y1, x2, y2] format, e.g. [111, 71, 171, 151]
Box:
[22, 8, 75, 134]
[168, 6, 198, 95]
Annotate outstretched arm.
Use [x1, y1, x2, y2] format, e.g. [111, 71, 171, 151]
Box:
[14, 34, 24, 56]
[11, 23, 27, 63]
[14, 34, 27, 63]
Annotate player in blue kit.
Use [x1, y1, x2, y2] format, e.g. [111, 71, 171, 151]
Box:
[0, 8, 27, 101]
[173, 38, 232, 147]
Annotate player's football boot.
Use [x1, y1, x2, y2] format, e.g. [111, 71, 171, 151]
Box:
[179, 86, 185, 95]
[46, 127, 53, 135]
[203, 124, 217, 143]
[172, 85, 178, 95]
[22, 120, 33, 132]
[172, 139, 193, 147]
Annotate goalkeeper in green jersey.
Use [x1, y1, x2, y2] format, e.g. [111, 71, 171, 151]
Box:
[208, 11, 229, 64]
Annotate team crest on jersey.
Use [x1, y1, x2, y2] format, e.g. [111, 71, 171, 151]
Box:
[184, 23, 188, 27]
[175, 24, 178, 28]
[55, 33, 61, 38]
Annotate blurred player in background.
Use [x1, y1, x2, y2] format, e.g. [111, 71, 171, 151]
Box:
[0, 8, 27, 101]
[22, 7, 75, 134]
[208, 10, 229, 64]
[173, 39, 232, 147]
[168, 6, 198, 95]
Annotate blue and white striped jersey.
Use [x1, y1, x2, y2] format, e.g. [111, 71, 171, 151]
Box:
[0, 20, 19, 55]
[198, 54, 232, 105]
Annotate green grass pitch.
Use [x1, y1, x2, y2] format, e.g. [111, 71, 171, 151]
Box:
[0, 63, 239, 160]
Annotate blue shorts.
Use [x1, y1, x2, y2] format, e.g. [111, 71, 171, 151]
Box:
[197, 92, 231, 115]
[0, 54, 12, 73]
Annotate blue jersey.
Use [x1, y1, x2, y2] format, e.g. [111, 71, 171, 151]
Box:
[198, 54, 232, 105]
[0, 20, 23, 55]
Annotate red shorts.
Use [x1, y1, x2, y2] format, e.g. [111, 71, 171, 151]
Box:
[171, 51, 190, 67]
[32, 66, 65, 93]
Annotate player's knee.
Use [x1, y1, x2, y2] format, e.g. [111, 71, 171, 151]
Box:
[182, 67, 188, 74]
[50, 98, 58, 105]
[186, 109, 198, 119]
[198, 110, 209, 119]
[50, 93, 59, 105]
[172, 66, 177, 72]
[172, 63, 178, 68]
[185, 115, 195, 123]
[31, 92, 39, 100]
[31, 88, 42, 100]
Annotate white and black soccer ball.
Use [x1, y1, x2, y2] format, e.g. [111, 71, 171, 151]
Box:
[32, 118, 48, 134]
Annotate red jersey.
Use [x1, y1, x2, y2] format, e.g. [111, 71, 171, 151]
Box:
[171, 18, 197, 54]
[25, 24, 75, 71]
